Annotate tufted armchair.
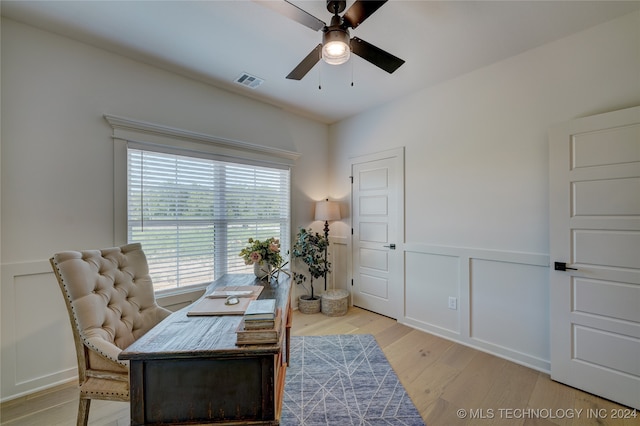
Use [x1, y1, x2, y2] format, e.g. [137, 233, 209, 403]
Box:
[50, 243, 172, 426]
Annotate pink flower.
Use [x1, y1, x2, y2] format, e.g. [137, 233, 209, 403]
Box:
[249, 252, 262, 263]
[269, 242, 280, 253]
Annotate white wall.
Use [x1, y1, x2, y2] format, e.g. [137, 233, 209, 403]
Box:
[328, 11, 640, 371]
[0, 18, 328, 401]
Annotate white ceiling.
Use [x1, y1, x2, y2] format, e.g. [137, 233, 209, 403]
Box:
[3, 1, 639, 123]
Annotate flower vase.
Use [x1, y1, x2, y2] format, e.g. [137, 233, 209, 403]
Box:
[253, 261, 272, 280]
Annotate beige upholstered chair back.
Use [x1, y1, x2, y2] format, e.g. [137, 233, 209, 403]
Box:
[51, 243, 171, 371]
[51, 243, 171, 425]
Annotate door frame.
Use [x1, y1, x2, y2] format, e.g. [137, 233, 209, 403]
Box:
[349, 147, 405, 320]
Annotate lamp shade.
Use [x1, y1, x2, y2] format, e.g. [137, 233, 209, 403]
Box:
[315, 200, 340, 222]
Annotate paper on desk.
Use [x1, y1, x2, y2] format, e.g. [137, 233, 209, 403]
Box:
[206, 290, 254, 298]
[205, 285, 264, 299]
[187, 297, 252, 316]
[187, 285, 265, 316]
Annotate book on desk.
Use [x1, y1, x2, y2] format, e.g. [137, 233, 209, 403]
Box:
[236, 299, 279, 345]
[236, 313, 281, 345]
[244, 298, 276, 320]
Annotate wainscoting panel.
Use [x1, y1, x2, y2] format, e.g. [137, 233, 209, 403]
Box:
[13, 270, 77, 386]
[324, 235, 351, 302]
[1, 261, 77, 402]
[470, 258, 549, 364]
[402, 244, 550, 372]
[405, 252, 460, 334]
[329, 236, 350, 293]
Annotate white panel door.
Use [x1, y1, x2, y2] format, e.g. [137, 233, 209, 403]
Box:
[549, 106, 640, 409]
[351, 148, 404, 319]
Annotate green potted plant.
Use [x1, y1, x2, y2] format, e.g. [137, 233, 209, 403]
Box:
[291, 228, 330, 314]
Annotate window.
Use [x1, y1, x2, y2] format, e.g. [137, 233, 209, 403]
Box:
[127, 147, 290, 292]
[107, 115, 298, 293]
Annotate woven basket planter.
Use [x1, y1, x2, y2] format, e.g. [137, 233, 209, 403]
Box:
[321, 289, 349, 317]
[298, 295, 321, 314]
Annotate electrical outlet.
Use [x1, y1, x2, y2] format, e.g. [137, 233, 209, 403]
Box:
[448, 297, 457, 310]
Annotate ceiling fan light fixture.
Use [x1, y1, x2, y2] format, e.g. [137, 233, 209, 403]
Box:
[322, 29, 351, 65]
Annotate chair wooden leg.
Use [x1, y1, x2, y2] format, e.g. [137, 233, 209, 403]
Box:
[77, 397, 90, 426]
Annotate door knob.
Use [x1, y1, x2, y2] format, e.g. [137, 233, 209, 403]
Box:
[383, 244, 396, 250]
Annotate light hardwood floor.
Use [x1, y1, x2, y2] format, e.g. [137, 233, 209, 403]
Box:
[1, 307, 637, 425]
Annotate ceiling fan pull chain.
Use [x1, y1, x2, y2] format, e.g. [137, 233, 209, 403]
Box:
[351, 58, 354, 87]
[318, 63, 322, 90]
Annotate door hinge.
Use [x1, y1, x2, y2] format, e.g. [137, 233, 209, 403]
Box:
[349, 176, 353, 184]
[351, 279, 354, 286]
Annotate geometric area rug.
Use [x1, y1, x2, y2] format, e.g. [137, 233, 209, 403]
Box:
[281, 334, 425, 425]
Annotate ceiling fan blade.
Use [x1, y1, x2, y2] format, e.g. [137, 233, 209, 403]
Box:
[254, 0, 325, 31]
[286, 44, 322, 80]
[350, 37, 405, 74]
[343, 0, 387, 29]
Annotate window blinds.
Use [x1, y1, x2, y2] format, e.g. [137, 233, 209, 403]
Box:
[128, 148, 290, 291]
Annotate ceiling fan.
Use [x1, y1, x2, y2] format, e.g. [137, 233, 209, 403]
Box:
[258, 0, 405, 80]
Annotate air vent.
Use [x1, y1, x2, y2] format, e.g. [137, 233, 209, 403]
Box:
[234, 72, 264, 89]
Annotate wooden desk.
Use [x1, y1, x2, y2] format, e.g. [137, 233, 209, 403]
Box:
[119, 274, 292, 425]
